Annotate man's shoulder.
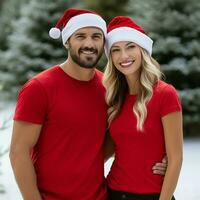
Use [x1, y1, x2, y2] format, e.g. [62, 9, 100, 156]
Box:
[32, 65, 61, 86]
[21, 65, 60, 92]
[34, 65, 60, 80]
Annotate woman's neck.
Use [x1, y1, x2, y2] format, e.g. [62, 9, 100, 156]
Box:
[126, 74, 140, 95]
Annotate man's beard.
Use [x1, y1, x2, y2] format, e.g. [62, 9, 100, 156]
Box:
[68, 45, 104, 69]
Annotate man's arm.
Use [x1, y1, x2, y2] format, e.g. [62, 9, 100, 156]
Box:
[9, 121, 42, 200]
[103, 130, 115, 162]
[152, 156, 168, 175]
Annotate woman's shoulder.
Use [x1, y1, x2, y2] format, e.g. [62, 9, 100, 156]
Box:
[154, 80, 178, 95]
[153, 81, 181, 116]
[95, 68, 104, 78]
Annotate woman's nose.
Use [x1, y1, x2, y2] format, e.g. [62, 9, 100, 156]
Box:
[120, 49, 129, 59]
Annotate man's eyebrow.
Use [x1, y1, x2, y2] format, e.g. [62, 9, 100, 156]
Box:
[74, 33, 86, 36]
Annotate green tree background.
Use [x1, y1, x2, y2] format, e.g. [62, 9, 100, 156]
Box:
[0, 0, 199, 135]
[144, 0, 200, 135]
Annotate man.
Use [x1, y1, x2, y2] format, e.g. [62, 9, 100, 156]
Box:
[9, 8, 167, 200]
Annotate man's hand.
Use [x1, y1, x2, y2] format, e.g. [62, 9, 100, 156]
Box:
[152, 156, 168, 175]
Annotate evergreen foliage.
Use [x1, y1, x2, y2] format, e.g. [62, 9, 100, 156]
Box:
[0, 0, 199, 134]
[0, 0, 81, 95]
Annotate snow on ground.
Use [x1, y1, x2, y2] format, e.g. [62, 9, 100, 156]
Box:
[0, 102, 200, 200]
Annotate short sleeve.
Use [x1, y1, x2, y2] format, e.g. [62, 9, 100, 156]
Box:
[159, 84, 182, 117]
[14, 78, 47, 124]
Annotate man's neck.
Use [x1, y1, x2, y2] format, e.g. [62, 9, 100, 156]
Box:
[60, 59, 95, 81]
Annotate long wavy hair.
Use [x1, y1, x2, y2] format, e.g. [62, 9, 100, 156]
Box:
[103, 48, 163, 131]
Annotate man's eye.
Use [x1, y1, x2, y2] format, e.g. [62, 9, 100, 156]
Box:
[93, 35, 101, 40]
[76, 35, 84, 39]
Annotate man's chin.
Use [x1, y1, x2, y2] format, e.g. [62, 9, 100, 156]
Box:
[79, 63, 96, 69]
[80, 58, 98, 68]
[81, 54, 97, 60]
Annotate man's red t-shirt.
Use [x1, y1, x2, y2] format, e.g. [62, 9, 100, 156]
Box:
[14, 66, 108, 200]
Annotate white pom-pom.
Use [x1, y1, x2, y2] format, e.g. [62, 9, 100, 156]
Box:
[49, 27, 61, 39]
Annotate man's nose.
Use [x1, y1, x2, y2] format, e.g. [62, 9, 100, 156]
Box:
[83, 38, 95, 48]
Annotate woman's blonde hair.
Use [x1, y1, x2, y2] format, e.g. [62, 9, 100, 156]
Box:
[103, 48, 162, 131]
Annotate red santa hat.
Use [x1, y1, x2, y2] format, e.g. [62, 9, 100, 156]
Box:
[105, 16, 153, 57]
[49, 8, 107, 45]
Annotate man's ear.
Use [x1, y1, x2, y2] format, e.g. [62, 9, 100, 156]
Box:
[64, 41, 69, 49]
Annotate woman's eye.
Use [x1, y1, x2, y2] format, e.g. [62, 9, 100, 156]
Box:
[111, 49, 119, 53]
[127, 45, 135, 49]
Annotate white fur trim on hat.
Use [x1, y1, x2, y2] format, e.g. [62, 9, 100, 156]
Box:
[105, 27, 153, 57]
[49, 27, 61, 39]
[62, 13, 107, 44]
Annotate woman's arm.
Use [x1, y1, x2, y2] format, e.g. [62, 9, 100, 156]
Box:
[159, 111, 183, 200]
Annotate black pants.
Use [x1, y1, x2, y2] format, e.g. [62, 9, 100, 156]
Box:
[108, 187, 176, 200]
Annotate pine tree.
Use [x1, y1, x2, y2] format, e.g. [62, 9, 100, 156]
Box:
[145, 0, 200, 134]
[0, 0, 81, 96]
[0, 0, 5, 9]
[127, 0, 152, 25]
[0, 0, 30, 50]
[0, 0, 30, 96]
[84, 0, 130, 23]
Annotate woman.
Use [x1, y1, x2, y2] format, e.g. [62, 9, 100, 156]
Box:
[103, 16, 183, 200]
